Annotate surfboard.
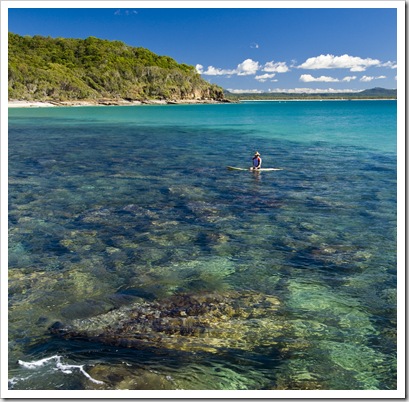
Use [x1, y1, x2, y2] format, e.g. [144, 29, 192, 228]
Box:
[227, 166, 283, 171]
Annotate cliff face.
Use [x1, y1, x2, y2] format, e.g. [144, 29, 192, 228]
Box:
[8, 33, 225, 102]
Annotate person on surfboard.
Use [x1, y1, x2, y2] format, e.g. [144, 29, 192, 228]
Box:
[251, 151, 262, 170]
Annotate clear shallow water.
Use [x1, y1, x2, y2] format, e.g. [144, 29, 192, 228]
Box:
[8, 101, 397, 391]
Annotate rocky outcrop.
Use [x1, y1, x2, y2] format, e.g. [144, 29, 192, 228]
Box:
[49, 291, 282, 354]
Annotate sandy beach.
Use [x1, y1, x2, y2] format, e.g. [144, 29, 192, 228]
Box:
[8, 99, 230, 108]
[8, 100, 143, 108]
[8, 100, 58, 108]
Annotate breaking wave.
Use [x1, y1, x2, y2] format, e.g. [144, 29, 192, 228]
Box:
[9, 355, 104, 389]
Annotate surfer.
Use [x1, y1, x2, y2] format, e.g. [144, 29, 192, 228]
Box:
[251, 151, 262, 170]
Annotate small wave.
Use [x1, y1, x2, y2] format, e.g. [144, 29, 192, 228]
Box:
[8, 375, 30, 387]
[17, 355, 104, 385]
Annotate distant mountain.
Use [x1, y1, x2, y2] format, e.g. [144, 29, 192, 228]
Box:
[359, 87, 397, 97]
[224, 87, 397, 101]
[8, 33, 225, 102]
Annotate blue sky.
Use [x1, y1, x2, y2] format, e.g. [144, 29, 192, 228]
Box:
[6, 4, 398, 93]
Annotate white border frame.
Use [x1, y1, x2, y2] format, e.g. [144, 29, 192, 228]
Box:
[1, 1, 405, 399]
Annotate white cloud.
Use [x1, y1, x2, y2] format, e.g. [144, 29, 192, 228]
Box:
[236, 59, 260, 76]
[349, 66, 367, 72]
[198, 59, 259, 76]
[290, 59, 298, 68]
[380, 61, 397, 69]
[300, 74, 357, 83]
[200, 65, 236, 76]
[263, 61, 289, 73]
[227, 88, 362, 94]
[297, 54, 381, 72]
[360, 75, 387, 82]
[250, 42, 259, 49]
[255, 73, 276, 82]
[342, 76, 357, 82]
[268, 88, 361, 94]
[300, 74, 340, 83]
[114, 9, 138, 16]
[198, 59, 290, 78]
[227, 89, 265, 94]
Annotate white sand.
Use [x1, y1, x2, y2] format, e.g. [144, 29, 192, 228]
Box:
[8, 100, 57, 108]
[8, 99, 228, 108]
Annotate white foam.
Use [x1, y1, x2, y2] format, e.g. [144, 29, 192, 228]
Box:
[18, 355, 61, 369]
[18, 355, 104, 385]
[8, 377, 20, 386]
[8, 373, 34, 388]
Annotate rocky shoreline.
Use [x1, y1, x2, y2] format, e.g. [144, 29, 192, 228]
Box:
[8, 98, 232, 108]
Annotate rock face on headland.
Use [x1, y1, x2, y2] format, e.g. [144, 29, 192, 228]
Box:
[8, 33, 225, 103]
[49, 291, 282, 354]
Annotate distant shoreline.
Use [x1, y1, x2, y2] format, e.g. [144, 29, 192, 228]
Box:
[239, 98, 397, 102]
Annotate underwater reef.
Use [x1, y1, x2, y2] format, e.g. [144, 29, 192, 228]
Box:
[49, 291, 282, 354]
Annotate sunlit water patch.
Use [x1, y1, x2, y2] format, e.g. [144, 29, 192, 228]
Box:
[8, 102, 397, 390]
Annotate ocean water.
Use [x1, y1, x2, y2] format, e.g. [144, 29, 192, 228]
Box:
[7, 101, 397, 392]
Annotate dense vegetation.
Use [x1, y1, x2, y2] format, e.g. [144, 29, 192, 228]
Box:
[8, 33, 224, 102]
[225, 87, 397, 101]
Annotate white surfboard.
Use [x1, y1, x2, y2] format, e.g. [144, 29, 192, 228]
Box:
[227, 166, 283, 171]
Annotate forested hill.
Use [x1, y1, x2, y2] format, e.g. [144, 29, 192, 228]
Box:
[8, 33, 225, 102]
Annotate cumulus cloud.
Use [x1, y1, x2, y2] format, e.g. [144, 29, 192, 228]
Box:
[236, 59, 260, 75]
[300, 74, 339, 83]
[300, 74, 357, 83]
[342, 76, 357, 82]
[263, 61, 289, 73]
[380, 61, 397, 69]
[268, 88, 361, 94]
[250, 42, 259, 49]
[198, 59, 259, 76]
[255, 73, 277, 82]
[207, 66, 235, 76]
[197, 65, 235, 76]
[360, 76, 373, 82]
[198, 58, 292, 79]
[360, 75, 387, 82]
[227, 88, 363, 94]
[297, 54, 381, 72]
[227, 89, 265, 94]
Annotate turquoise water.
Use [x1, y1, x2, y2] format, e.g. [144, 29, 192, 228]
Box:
[8, 101, 397, 391]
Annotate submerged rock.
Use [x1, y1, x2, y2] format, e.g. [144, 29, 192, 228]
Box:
[60, 299, 115, 320]
[49, 291, 282, 354]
